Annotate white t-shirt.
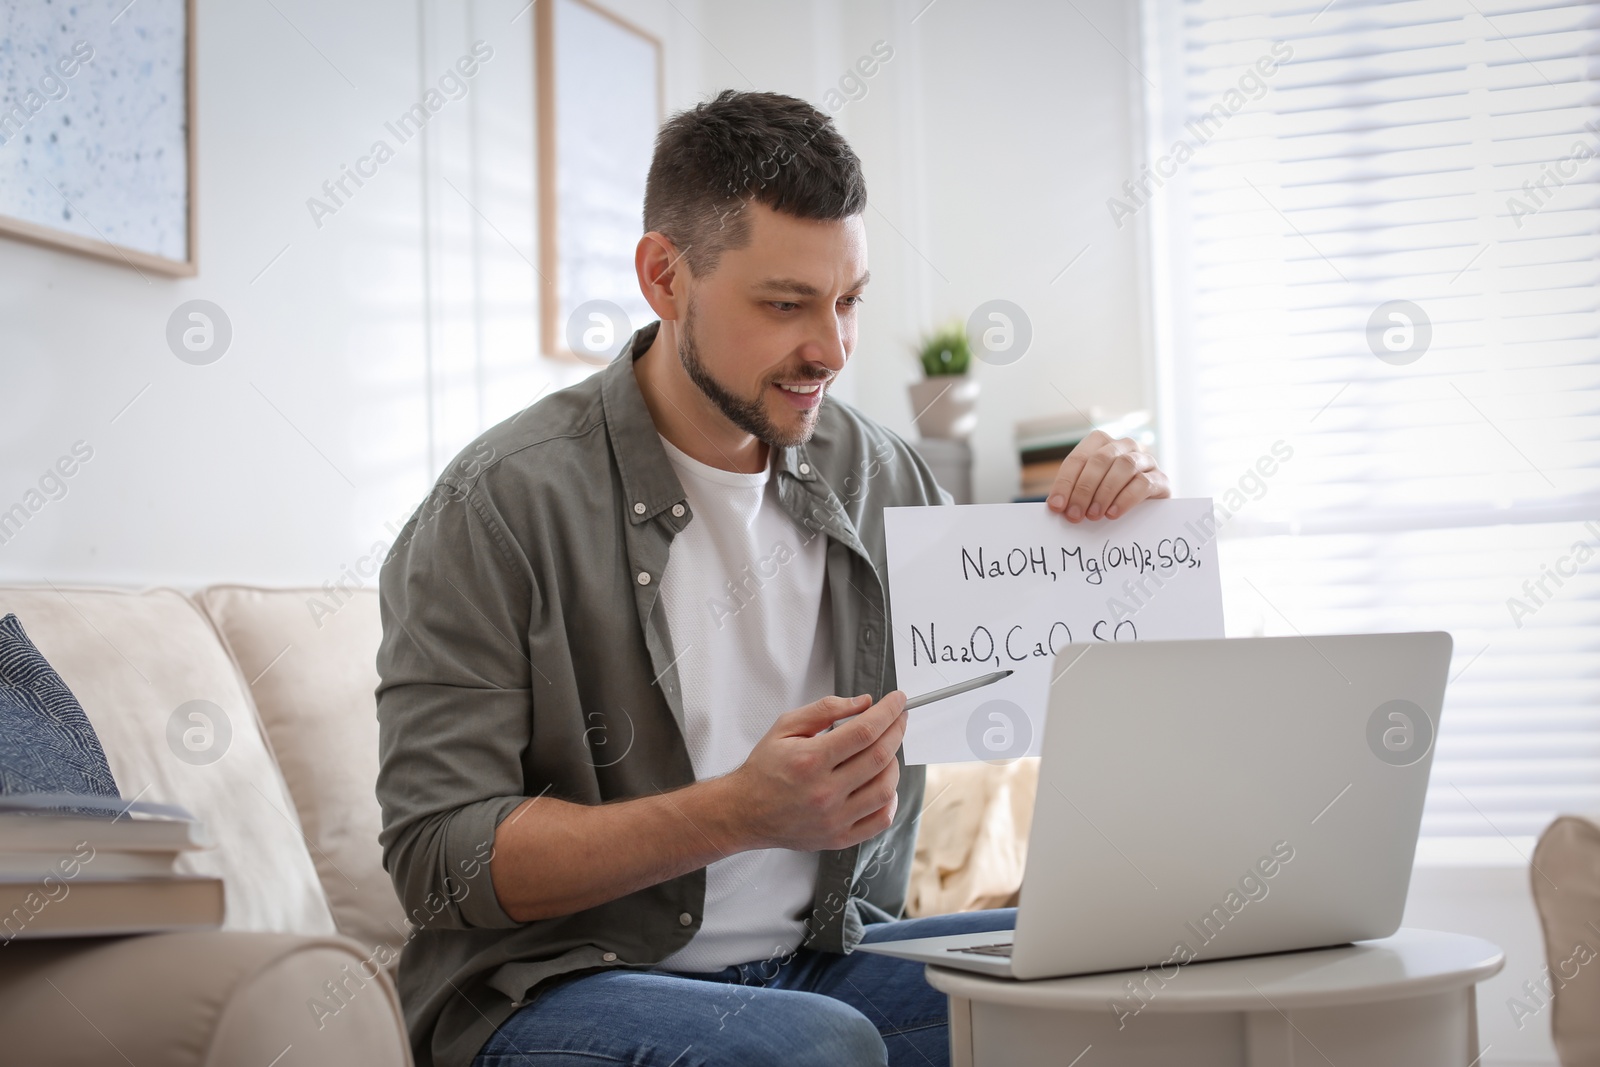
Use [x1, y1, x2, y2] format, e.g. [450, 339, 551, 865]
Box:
[652, 432, 832, 972]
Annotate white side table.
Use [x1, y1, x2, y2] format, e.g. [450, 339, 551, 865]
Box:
[926, 928, 1503, 1067]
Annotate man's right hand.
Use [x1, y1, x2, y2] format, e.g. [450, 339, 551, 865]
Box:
[722, 691, 910, 853]
[488, 690, 909, 923]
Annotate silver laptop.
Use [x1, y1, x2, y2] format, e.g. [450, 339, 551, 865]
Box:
[856, 631, 1451, 980]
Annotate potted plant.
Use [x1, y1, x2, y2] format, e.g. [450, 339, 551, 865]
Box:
[908, 321, 980, 440]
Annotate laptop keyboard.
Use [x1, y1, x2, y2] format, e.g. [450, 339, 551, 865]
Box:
[948, 940, 1014, 957]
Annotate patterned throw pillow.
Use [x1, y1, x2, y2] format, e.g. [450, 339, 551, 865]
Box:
[0, 612, 121, 801]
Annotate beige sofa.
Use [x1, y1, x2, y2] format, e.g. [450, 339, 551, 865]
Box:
[0, 583, 1031, 1065]
[0, 585, 413, 1066]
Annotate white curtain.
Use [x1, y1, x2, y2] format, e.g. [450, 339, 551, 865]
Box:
[1143, 0, 1600, 846]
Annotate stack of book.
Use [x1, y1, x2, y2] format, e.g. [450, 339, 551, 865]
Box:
[1015, 409, 1153, 500]
[0, 794, 223, 941]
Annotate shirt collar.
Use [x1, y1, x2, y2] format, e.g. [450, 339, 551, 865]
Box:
[600, 320, 820, 526]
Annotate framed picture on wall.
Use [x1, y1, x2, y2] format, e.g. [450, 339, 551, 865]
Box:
[536, 0, 663, 364]
[0, 0, 197, 277]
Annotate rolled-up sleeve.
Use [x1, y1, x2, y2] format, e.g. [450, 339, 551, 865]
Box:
[374, 473, 536, 931]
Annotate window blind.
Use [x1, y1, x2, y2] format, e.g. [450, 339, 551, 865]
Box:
[1144, 0, 1600, 844]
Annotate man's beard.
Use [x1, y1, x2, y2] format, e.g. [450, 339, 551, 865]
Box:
[677, 299, 828, 450]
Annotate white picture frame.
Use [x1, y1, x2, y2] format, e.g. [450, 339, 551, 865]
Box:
[0, 0, 197, 276]
[536, 0, 663, 362]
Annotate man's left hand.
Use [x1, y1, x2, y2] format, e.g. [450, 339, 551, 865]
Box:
[1046, 429, 1171, 522]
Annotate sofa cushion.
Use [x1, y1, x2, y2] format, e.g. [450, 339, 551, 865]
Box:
[195, 585, 406, 964]
[0, 586, 335, 935]
[0, 612, 120, 800]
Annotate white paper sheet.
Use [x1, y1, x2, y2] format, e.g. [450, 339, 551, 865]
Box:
[883, 498, 1225, 764]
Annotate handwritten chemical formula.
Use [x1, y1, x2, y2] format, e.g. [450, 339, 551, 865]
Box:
[908, 617, 1139, 669]
[960, 537, 1205, 586]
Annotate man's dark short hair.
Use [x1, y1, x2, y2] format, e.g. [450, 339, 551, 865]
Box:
[643, 89, 867, 278]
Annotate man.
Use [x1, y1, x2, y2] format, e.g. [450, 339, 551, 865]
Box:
[375, 89, 1169, 1067]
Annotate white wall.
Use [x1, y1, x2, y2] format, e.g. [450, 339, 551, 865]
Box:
[0, 0, 711, 589]
[0, 0, 1151, 593]
[830, 0, 1151, 505]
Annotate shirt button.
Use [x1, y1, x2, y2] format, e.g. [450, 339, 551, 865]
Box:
[679, 912, 693, 926]
[637, 571, 651, 586]
[602, 951, 617, 962]
[799, 462, 811, 475]
[865, 628, 874, 642]
[672, 503, 685, 517]
[633, 502, 646, 514]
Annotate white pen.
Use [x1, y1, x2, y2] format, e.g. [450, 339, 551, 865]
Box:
[826, 669, 1013, 732]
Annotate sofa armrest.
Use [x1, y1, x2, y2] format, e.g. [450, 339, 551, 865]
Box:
[0, 930, 412, 1067]
[1531, 815, 1600, 1066]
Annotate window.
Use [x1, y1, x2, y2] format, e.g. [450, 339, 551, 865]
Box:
[1143, 0, 1600, 849]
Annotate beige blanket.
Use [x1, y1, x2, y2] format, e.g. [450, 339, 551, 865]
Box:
[906, 758, 1040, 917]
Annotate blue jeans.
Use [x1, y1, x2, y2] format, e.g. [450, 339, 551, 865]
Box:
[472, 907, 1017, 1067]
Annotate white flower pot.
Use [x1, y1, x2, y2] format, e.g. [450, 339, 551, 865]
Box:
[908, 376, 980, 441]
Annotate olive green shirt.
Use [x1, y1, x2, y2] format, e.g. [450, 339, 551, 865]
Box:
[375, 321, 953, 1067]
